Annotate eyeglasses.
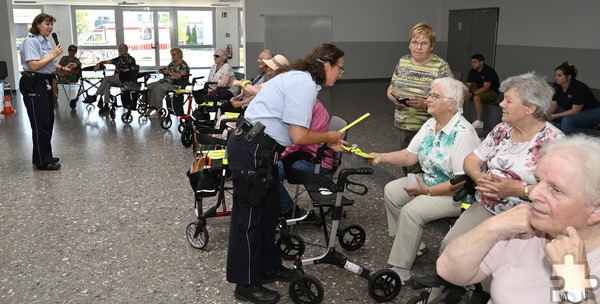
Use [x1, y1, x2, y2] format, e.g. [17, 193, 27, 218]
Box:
[213, 54, 221, 58]
[68, 49, 77, 52]
[333, 62, 345, 73]
[427, 92, 453, 101]
[410, 40, 431, 48]
[170, 53, 177, 56]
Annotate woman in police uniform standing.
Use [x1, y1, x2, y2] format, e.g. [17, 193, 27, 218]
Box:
[226, 44, 346, 304]
[19, 13, 76, 171]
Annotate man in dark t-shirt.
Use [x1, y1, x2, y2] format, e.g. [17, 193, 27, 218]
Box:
[465, 54, 500, 129]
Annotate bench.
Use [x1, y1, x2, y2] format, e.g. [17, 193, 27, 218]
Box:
[462, 88, 600, 137]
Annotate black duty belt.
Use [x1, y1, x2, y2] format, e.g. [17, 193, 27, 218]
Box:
[237, 119, 285, 153]
[21, 72, 56, 80]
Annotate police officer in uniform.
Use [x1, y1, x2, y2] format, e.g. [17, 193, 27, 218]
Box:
[226, 43, 347, 303]
[19, 13, 77, 171]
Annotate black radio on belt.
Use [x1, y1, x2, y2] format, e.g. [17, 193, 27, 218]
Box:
[243, 121, 265, 145]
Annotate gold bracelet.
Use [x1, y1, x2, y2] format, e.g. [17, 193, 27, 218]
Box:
[524, 185, 529, 198]
[427, 186, 432, 196]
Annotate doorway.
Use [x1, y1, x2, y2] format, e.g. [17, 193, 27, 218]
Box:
[121, 10, 171, 69]
[446, 8, 499, 81]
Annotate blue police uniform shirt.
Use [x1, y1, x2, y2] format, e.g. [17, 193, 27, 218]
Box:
[20, 34, 56, 74]
[244, 70, 320, 147]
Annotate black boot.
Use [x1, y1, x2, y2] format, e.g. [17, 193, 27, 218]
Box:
[234, 284, 280, 304]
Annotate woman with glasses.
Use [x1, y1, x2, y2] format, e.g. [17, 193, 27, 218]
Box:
[368, 77, 480, 285]
[387, 22, 454, 175]
[146, 47, 190, 115]
[439, 72, 565, 252]
[226, 43, 345, 304]
[205, 49, 236, 101]
[53, 44, 82, 106]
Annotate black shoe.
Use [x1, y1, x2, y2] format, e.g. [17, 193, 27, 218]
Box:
[99, 105, 110, 114]
[53, 157, 60, 163]
[36, 163, 61, 171]
[283, 206, 307, 219]
[234, 284, 280, 304]
[260, 266, 295, 284]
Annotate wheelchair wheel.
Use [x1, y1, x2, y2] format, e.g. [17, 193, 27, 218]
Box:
[181, 127, 194, 147]
[276, 232, 305, 260]
[161, 117, 172, 130]
[289, 274, 324, 304]
[338, 224, 366, 251]
[368, 269, 401, 302]
[109, 107, 116, 120]
[158, 108, 168, 119]
[121, 112, 133, 123]
[69, 99, 77, 109]
[186, 222, 209, 249]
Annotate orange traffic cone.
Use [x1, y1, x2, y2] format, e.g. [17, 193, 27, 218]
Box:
[1, 95, 15, 114]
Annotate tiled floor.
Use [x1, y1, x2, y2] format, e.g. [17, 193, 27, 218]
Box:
[0, 80, 481, 303]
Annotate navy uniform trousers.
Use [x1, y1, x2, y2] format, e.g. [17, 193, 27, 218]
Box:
[225, 135, 282, 285]
[20, 76, 55, 167]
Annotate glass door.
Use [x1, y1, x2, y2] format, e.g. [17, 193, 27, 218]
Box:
[121, 10, 171, 69]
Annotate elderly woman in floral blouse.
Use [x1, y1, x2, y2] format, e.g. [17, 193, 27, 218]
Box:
[369, 77, 480, 285]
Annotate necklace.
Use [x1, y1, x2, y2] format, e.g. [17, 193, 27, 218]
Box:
[507, 124, 544, 155]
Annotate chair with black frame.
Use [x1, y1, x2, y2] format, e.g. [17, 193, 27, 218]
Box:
[76, 64, 106, 109]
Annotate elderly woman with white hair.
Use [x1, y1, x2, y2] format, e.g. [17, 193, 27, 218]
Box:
[438, 134, 600, 303]
[440, 72, 565, 252]
[368, 77, 481, 284]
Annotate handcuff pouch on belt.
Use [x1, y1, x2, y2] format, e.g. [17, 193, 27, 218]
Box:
[234, 120, 277, 207]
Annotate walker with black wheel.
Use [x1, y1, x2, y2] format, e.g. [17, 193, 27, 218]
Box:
[185, 125, 234, 249]
[281, 166, 402, 303]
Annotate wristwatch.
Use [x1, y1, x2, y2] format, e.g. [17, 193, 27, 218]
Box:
[560, 288, 596, 303]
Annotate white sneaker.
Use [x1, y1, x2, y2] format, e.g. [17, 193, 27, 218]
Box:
[472, 120, 484, 129]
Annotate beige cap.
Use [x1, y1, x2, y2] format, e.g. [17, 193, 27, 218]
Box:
[263, 54, 289, 71]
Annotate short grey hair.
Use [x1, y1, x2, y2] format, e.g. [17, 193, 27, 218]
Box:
[499, 72, 553, 119]
[215, 49, 228, 63]
[430, 77, 467, 114]
[541, 134, 600, 206]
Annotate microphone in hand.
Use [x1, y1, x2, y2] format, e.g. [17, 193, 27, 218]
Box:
[51, 33, 59, 45]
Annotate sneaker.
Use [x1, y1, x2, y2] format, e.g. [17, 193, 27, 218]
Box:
[283, 206, 307, 219]
[472, 120, 484, 129]
[234, 284, 280, 304]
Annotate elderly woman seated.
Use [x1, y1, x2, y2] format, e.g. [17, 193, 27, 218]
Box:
[438, 134, 600, 303]
[440, 72, 565, 252]
[368, 77, 481, 285]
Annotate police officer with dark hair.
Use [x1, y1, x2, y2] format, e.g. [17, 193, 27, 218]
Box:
[226, 43, 346, 303]
[19, 13, 77, 170]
